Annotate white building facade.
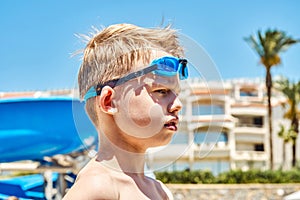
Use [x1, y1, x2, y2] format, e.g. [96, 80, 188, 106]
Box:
[147, 78, 300, 174]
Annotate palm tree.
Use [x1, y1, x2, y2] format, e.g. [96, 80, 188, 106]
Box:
[275, 77, 300, 167]
[244, 29, 299, 169]
[277, 124, 296, 169]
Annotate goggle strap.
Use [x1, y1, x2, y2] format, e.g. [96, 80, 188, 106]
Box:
[113, 64, 158, 87]
[179, 59, 188, 79]
[84, 87, 97, 101]
[92, 64, 159, 96]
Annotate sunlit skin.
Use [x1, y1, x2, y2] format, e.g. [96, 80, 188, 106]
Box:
[112, 72, 182, 145]
[63, 51, 182, 200]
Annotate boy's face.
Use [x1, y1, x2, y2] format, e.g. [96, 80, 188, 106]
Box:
[112, 52, 182, 147]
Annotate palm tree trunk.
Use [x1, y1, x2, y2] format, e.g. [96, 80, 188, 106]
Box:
[292, 142, 296, 167]
[266, 68, 273, 169]
[283, 141, 286, 170]
[291, 117, 299, 167]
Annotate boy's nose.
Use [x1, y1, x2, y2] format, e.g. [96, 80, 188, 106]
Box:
[168, 97, 182, 114]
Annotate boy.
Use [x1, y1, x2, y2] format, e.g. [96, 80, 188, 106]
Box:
[63, 23, 188, 200]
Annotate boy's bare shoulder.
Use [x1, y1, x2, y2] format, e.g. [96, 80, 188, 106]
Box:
[63, 159, 174, 200]
[63, 161, 119, 200]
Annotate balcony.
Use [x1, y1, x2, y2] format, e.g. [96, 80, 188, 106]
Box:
[234, 125, 266, 135]
[193, 142, 230, 159]
[188, 114, 236, 130]
[231, 106, 267, 116]
[147, 144, 191, 161]
[235, 133, 265, 143]
[234, 116, 266, 135]
[233, 151, 268, 161]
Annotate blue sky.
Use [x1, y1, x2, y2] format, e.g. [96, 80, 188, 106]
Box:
[0, 0, 299, 92]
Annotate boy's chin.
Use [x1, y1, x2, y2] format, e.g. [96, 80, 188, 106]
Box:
[147, 135, 174, 148]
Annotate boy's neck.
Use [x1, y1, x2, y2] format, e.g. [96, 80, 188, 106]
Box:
[96, 136, 146, 175]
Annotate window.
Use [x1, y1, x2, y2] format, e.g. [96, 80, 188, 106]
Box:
[254, 144, 264, 151]
[193, 161, 230, 175]
[194, 132, 228, 144]
[171, 132, 189, 144]
[234, 115, 264, 128]
[192, 103, 224, 115]
[179, 105, 186, 116]
[253, 117, 263, 127]
[240, 88, 258, 97]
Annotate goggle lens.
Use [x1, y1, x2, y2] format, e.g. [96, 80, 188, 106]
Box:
[152, 57, 188, 80]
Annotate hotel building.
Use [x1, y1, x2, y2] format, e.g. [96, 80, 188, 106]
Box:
[147, 78, 299, 174]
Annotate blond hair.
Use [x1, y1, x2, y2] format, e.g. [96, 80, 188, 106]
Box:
[77, 23, 184, 126]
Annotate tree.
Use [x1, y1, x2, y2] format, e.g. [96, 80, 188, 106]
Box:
[275, 77, 300, 167]
[244, 29, 299, 169]
[277, 124, 296, 169]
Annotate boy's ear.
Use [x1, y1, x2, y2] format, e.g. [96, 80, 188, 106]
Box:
[96, 86, 118, 115]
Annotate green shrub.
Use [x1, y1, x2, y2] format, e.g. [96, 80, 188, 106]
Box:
[155, 170, 216, 184]
[154, 169, 300, 184]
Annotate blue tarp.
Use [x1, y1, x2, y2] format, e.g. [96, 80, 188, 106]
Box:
[0, 97, 97, 162]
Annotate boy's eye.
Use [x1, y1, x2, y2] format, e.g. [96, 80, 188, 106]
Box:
[154, 89, 169, 95]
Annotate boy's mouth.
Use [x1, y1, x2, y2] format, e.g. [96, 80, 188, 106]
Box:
[164, 120, 178, 131]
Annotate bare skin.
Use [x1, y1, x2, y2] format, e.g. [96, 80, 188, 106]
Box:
[63, 157, 173, 200]
[63, 52, 180, 200]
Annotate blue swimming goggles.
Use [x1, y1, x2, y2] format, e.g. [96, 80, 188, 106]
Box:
[84, 56, 188, 101]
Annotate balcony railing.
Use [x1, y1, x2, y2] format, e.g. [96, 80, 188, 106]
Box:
[234, 126, 266, 136]
[236, 123, 263, 128]
[193, 142, 230, 159]
[234, 150, 267, 161]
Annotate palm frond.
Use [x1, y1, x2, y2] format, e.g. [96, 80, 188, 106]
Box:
[276, 77, 300, 123]
[244, 34, 264, 56]
[276, 38, 300, 53]
[277, 123, 297, 142]
[246, 29, 299, 68]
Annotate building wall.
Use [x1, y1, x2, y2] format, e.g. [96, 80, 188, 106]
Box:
[147, 78, 300, 174]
